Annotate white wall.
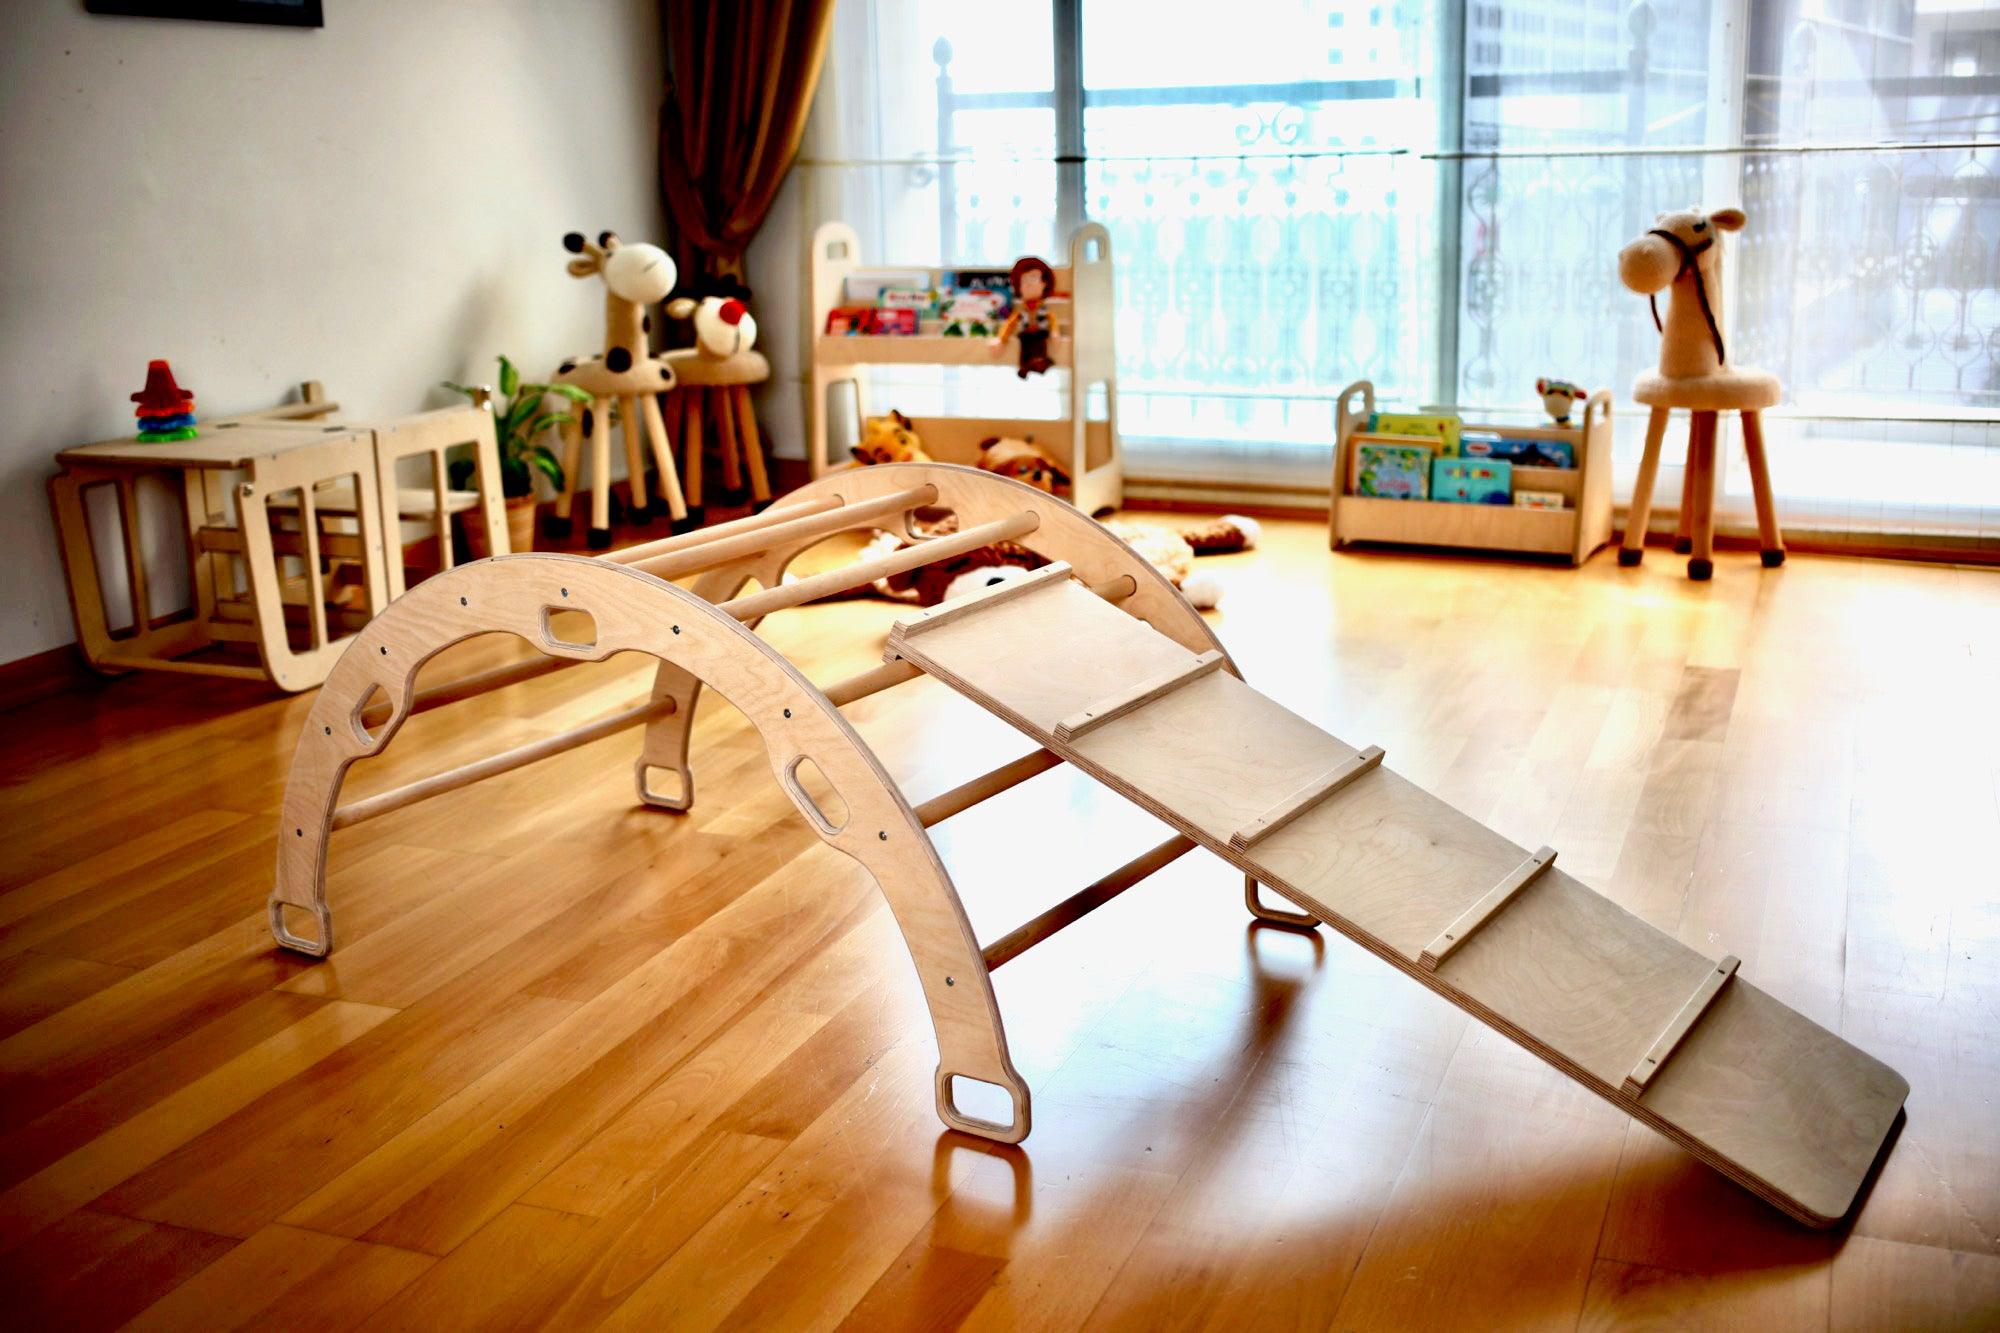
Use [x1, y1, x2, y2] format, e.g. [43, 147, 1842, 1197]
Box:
[0, 0, 667, 665]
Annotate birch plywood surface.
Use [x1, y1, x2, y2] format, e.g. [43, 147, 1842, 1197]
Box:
[888, 575, 1908, 1227]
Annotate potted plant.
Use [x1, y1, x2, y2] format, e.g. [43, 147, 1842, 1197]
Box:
[443, 356, 587, 554]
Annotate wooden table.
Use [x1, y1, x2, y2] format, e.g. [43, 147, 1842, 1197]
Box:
[51, 420, 395, 692]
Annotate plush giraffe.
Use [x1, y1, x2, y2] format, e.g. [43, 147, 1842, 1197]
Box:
[1615, 205, 1785, 579]
[548, 230, 690, 546]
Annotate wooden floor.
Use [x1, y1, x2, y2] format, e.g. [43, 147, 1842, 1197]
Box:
[2, 516, 1997, 1331]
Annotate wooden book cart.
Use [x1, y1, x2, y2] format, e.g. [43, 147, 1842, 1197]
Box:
[267, 464, 1906, 1228]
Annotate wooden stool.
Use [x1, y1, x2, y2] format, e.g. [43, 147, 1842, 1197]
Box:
[550, 386, 687, 544]
[1619, 371, 1785, 580]
[667, 348, 771, 521]
[1616, 205, 1785, 580]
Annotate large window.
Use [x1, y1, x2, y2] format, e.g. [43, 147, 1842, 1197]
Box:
[802, 1, 2000, 544]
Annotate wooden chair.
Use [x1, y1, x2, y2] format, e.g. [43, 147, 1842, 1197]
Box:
[1616, 205, 1785, 579]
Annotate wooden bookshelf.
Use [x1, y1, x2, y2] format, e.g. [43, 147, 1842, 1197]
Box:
[1329, 380, 1615, 566]
[807, 221, 1122, 515]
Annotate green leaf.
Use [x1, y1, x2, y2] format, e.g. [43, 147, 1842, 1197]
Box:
[440, 380, 478, 397]
[531, 449, 565, 490]
[539, 383, 592, 406]
[497, 355, 519, 399]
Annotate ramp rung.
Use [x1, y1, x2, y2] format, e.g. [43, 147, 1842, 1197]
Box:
[892, 562, 1073, 641]
[1229, 745, 1386, 851]
[1622, 954, 1740, 1098]
[1054, 650, 1226, 742]
[983, 835, 1197, 970]
[1418, 845, 1557, 971]
[913, 749, 1062, 827]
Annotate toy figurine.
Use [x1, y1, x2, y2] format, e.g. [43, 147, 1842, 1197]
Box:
[131, 360, 198, 442]
[1536, 377, 1585, 425]
[992, 256, 1060, 378]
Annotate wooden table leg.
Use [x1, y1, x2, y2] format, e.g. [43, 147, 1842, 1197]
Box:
[587, 395, 613, 548]
[680, 388, 705, 517]
[619, 395, 651, 524]
[1739, 409, 1785, 568]
[1620, 406, 1672, 567]
[715, 387, 744, 497]
[550, 411, 584, 537]
[732, 384, 771, 507]
[1687, 410, 1718, 581]
[639, 392, 689, 529]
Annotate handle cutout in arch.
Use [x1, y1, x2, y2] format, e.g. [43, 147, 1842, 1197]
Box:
[540, 606, 599, 652]
[784, 755, 850, 835]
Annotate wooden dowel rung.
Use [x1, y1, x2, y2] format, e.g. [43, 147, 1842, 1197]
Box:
[334, 697, 674, 829]
[1229, 745, 1386, 851]
[1418, 845, 1557, 971]
[723, 512, 1040, 622]
[622, 485, 935, 580]
[893, 563, 1073, 639]
[983, 835, 1197, 970]
[1053, 650, 1226, 743]
[602, 494, 844, 566]
[360, 653, 573, 727]
[822, 660, 923, 707]
[1621, 954, 1740, 1099]
[913, 749, 1062, 827]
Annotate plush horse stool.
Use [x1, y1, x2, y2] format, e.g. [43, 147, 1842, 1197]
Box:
[1616, 206, 1785, 580]
[670, 354, 771, 520]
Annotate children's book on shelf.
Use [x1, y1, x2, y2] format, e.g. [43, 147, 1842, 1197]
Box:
[825, 306, 873, 336]
[1462, 430, 1575, 469]
[952, 269, 1014, 311]
[1370, 411, 1462, 456]
[1347, 430, 1441, 492]
[1354, 440, 1434, 499]
[938, 290, 1007, 336]
[864, 308, 919, 336]
[1514, 489, 1566, 510]
[1432, 456, 1512, 504]
[844, 270, 933, 305]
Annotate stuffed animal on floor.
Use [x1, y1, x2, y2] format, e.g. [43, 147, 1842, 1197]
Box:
[977, 436, 1070, 493]
[847, 510, 1046, 606]
[852, 410, 932, 465]
[1103, 514, 1260, 609]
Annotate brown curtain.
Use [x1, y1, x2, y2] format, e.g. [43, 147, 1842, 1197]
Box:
[659, 0, 836, 279]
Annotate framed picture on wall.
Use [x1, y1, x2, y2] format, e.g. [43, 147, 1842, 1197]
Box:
[85, 0, 324, 27]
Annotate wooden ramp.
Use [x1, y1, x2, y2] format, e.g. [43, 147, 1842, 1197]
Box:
[886, 565, 1907, 1228]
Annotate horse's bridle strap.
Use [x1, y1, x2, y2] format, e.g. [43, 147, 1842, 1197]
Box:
[1645, 228, 1726, 365]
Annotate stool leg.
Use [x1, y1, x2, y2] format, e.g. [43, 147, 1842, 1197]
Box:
[549, 409, 584, 537]
[732, 384, 772, 507]
[715, 388, 744, 498]
[1740, 409, 1785, 567]
[588, 395, 613, 549]
[639, 392, 689, 529]
[1673, 449, 1696, 555]
[1620, 406, 1671, 567]
[619, 396, 651, 524]
[1687, 410, 1717, 581]
[681, 389, 705, 517]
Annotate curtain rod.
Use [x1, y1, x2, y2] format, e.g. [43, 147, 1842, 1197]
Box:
[797, 139, 1992, 170]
